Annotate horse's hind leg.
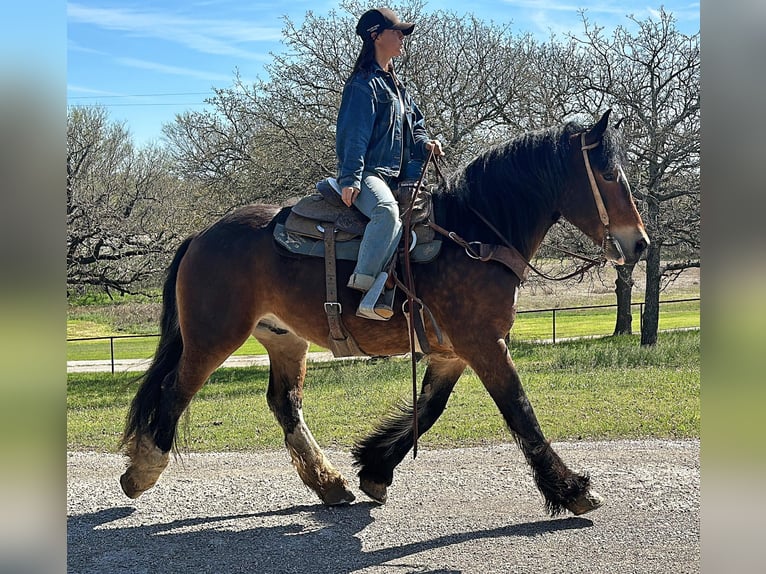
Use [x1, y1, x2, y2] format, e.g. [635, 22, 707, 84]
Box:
[121, 240, 257, 499]
[352, 353, 467, 503]
[120, 343, 237, 498]
[255, 318, 355, 505]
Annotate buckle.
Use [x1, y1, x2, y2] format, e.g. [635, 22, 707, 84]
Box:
[324, 302, 342, 315]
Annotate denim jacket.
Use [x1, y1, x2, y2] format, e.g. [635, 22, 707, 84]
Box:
[336, 63, 431, 190]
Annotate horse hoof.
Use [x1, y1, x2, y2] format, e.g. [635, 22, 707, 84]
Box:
[121, 436, 169, 499]
[360, 478, 388, 504]
[120, 470, 153, 499]
[567, 489, 604, 515]
[321, 482, 356, 506]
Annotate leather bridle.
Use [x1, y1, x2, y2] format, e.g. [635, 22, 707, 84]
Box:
[580, 132, 626, 265]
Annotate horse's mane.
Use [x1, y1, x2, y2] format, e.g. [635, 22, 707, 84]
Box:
[433, 119, 625, 255]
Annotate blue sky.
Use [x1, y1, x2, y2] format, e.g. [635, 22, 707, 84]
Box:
[67, 1, 700, 147]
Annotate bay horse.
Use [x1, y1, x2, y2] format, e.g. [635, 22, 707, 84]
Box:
[120, 110, 648, 516]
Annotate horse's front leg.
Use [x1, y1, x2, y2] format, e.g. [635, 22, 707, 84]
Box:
[470, 336, 603, 516]
[352, 353, 467, 503]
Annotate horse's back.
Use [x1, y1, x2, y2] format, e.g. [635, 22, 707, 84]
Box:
[176, 204, 286, 317]
[205, 204, 285, 237]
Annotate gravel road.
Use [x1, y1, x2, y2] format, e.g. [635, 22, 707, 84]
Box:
[67, 439, 698, 573]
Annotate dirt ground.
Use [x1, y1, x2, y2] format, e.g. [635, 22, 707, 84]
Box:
[68, 439, 699, 574]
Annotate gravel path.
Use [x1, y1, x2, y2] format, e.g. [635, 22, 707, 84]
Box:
[67, 439, 699, 573]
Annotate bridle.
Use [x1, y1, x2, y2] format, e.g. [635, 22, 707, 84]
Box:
[580, 132, 626, 266]
[425, 129, 627, 283]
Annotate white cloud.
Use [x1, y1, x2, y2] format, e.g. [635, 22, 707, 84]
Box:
[67, 2, 282, 60]
[66, 84, 123, 96]
[115, 57, 235, 83]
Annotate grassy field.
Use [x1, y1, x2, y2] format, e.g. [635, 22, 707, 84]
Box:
[67, 297, 699, 361]
[67, 330, 700, 452]
[67, 262, 700, 361]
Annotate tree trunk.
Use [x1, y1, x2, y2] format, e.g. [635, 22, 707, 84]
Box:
[641, 241, 662, 346]
[613, 263, 636, 335]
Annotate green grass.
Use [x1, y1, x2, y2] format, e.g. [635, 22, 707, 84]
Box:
[510, 299, 699, 342]
[66, 335, 272, 362]
[67, 330, 699, 452]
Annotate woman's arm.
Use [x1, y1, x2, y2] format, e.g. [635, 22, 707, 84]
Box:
[336, 80, 375, 191]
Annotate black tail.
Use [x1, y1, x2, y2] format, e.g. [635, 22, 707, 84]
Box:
[121, 235, 195, 452]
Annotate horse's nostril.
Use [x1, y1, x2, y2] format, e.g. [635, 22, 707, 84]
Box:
[636, 237, 648, 254]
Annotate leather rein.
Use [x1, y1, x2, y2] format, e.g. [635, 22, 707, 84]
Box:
[425, 131, 618, 283]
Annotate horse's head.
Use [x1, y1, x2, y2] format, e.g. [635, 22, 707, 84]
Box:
[561, 110, 649, 265]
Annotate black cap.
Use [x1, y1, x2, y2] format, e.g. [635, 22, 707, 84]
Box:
[355, 8, 415, 38]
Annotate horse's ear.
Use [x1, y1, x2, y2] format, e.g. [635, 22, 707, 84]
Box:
[583, 109, 612, 147]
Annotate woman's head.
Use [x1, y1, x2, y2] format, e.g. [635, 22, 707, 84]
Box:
[350, 8, 414, 77]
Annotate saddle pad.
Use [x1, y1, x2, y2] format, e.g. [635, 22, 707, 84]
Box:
[274, 223, 442, 263]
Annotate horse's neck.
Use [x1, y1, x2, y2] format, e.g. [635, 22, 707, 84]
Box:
[436, 192, 555, 261]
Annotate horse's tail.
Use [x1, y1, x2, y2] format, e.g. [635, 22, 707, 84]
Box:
[121, 234, 195, 453]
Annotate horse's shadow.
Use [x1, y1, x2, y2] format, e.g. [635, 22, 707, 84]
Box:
[67, 503, 593, 573]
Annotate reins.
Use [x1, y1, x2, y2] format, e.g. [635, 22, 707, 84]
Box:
[467, 205, 604, 282]
[399, 148, 435, 459]
[426, 131, 615, 283]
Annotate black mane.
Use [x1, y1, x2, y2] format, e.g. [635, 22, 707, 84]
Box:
[433, 119, 625, 255]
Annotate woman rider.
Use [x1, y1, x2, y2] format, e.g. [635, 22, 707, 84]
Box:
[336, 7, 444, 320]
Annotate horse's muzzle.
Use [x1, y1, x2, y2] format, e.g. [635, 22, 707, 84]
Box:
[608, 227, 650, 265]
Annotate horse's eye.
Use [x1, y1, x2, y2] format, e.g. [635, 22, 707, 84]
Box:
[602, 168, 617, 181]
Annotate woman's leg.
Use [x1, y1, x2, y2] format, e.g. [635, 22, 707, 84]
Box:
[348, 172, 402, 288]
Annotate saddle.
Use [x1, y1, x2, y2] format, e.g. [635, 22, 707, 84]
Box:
[273, 178, 442, 357]
[274, 178, 442, 263]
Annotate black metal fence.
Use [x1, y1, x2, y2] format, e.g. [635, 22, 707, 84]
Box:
[68, 297, 700, 373]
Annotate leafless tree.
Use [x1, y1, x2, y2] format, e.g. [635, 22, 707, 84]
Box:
[67, 106, 194, 295]
[569, 10, 700, 342]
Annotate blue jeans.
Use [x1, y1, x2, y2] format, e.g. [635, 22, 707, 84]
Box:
[353, 172, 403, 280]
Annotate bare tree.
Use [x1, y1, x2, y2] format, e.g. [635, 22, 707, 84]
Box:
[160, 5, 699, 345]
[164, 0, 541, 201]
[67, 106, 192, 295]
[570, 10, 700, 343]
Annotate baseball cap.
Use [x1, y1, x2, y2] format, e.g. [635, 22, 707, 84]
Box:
[355, 8, 415, 38]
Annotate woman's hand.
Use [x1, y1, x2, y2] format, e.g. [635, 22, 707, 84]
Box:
[342, 186, 360, 207]
[425, 139, 445, 157]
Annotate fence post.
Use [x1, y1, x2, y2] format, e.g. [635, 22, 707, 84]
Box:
[552, 309, 557, 344]
[110, 337, 115, 375]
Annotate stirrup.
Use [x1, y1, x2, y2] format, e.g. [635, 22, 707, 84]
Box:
[356, 272, 394, 321]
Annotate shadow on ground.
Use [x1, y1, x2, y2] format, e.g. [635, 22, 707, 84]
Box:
[67, 503, 592, 573]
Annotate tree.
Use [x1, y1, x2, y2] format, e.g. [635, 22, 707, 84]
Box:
[164, 0, 542, 202]
[67, 106, 193, 295]
[571, 10, 700, 343]
[160, 4, 699, 344]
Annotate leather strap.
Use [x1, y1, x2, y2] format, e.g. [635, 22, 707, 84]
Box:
[427, 219, 531, 282]
[580, 133, 610, 228]
[323, 223, 363, 356]
[477, 244, 531, 282]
